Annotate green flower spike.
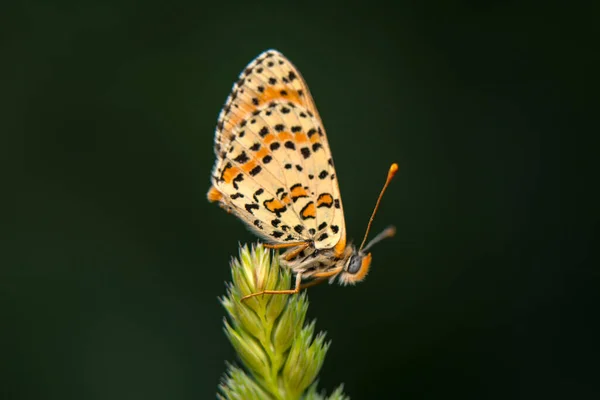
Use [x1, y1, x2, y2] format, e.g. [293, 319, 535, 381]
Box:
[218, 243, 349, 400]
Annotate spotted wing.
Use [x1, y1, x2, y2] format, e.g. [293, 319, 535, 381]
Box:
[208, 50, 345, 249]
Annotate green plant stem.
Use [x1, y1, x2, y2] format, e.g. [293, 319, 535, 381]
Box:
[218, 244, 349, 400]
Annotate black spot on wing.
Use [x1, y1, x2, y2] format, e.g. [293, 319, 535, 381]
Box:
[253, 188, 264, 203]
[250, 143, 261, 151]
[300, 147, 311, 159]
[233, 173, 244, 190]
[233, 152, 249, 163]
[249, 165, 262, 176]
[219, 162, 232, 182]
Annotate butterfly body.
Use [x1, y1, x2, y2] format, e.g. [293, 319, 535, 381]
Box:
[208, 50, 396, 297]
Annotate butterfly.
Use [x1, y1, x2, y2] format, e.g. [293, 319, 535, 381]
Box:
[207, 50, 398, 300]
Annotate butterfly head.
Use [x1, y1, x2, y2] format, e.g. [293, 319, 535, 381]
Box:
[338, 250, 373, 284]
[337, 226, 396, 285]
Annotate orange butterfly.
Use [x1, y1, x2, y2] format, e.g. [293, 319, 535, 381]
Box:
[208, 50, 398, 300]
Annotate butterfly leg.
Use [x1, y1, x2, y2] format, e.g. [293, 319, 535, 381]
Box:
[241, 272, 303, 302]
[312, 266, 344, 279]
[282, 242, 310, 261]
[284, 267, 343, 294]
[240, 264, 343, 302]
[263, 241, 311, 261]
[298, 276, 329, 290]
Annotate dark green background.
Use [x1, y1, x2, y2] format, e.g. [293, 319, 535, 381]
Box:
[3, 1, 598, 399]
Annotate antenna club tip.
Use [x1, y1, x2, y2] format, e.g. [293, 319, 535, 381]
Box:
[388, 163, 399, 179]
[386, 225, 397, 237]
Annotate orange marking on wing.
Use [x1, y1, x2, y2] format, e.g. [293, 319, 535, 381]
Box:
[295, 133, 308, 143]
[301, 202, 316, 219]
[278, 132, 293, 141]
[261, 86, 303, 106]
[291, 185, 308, 198]
[242, 160, 258, 173]
[310, 135, 320, 144]
[207, 186, 223, 202]
[334, 236, 347, 257]
[256, 148, 269, 159]
[263, 133, 277, 144]
[316, 193, 333, 208]
[222, 165, 240, 183]
[281, 193, 292, 205]
[265, 198, 285, 212]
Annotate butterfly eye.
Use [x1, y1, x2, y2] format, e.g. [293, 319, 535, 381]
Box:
[347, 255, 363, 274]
[342, 253, 372, 284]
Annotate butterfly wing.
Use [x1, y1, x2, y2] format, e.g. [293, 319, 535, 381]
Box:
[208, 50, 346, 250]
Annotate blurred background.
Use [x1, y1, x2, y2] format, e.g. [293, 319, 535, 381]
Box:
[2, 1, 598, 399]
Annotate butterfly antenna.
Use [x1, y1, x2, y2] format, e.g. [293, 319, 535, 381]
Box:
[362, 225, 397, 252]
[359, 163, 399, 251]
